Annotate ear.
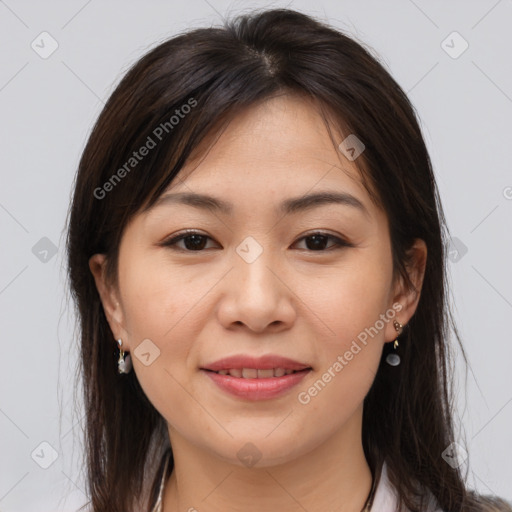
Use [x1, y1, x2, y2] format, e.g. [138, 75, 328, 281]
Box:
[89, 253, 130, 348]
[385, 238, 427, 342]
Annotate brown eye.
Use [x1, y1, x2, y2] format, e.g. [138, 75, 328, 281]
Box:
[293, 232, 352, 251]
[161, 231, 219, 251]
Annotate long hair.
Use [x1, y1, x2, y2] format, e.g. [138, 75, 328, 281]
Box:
[66, 8, 511, 512]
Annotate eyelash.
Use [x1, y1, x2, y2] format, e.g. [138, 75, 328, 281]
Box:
[160, 230, 353, 252]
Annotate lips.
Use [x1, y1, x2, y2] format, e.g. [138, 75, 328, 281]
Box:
[202, 368, 311, 400]
[200, 355, 312, 400]
[201, 354, 311, 374]
[210, 368, 302, 378]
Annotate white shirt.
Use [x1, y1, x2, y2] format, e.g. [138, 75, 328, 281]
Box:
[370, 462, 443, 512]
[151, 451, 443, 512]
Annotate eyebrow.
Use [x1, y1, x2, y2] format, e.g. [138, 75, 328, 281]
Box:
[153, 190, 370, 218]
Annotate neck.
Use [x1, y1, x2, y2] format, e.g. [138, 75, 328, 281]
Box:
[162, 409, 373, 512]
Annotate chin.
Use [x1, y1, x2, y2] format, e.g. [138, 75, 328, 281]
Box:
[202, 430, 316, 469]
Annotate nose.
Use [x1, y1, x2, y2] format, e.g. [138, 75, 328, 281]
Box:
[216, 248, 296, 333]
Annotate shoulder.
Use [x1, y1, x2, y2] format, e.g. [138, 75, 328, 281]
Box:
[372, 462, 512, 512]
[466, 490, 512, 512]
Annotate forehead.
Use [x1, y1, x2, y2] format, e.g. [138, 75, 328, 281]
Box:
[166, 94, 369, 202]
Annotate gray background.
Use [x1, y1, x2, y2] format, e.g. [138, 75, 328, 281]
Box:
[0, 0, 511, 510]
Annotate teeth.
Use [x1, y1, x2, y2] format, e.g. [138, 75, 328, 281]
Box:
[257, 369, 274, 378]
[214, 368, 303, 378]
[242, 368, 258, 378]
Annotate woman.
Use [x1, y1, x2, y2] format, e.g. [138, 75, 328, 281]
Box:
[66, 8, 512, 512]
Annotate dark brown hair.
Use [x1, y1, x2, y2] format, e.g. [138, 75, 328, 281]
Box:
[66, 8, 511, 512]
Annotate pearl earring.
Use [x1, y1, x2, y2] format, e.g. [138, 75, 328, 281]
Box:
[117, 339, 132, 374]
[386, 320, 403, 366]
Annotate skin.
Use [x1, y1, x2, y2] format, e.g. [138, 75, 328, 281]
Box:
[90, 93, 427, 512]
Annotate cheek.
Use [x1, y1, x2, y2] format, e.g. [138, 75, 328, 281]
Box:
[295, 287, 388, 429]
[117, 252, 219, 401]
[118, 252, 201, 340]
[294, 254, 391, 401]
[296, 254, 392, 346]
[117, 254, 199, 422]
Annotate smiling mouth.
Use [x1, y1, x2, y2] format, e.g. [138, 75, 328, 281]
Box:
[203, 368, 311, 378]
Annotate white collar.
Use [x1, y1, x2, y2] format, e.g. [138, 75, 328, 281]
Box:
[151, 449, 171, 512]
[372, 462, 444, 512]
[371, 461, 403, 511]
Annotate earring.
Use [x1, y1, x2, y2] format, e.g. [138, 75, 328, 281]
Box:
[117, 339, 132, 374]
[386, 320, 403, 366]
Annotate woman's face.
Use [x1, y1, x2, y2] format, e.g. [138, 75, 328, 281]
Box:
[91, 94, 425, 467]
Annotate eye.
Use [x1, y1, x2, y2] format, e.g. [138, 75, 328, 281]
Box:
[160, 230, 352, 252]
[160, 230, 219, 251]
[292, 232, 352, 251]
